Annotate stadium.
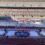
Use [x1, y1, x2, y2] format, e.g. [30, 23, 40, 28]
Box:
[0, 0, 45, 45]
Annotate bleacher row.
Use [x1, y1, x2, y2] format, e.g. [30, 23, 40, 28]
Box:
[0, 1, 45, 7]
[37, 38, 45, 43]
[0, 9, 45, 16]
[0, 26, 45, 30]
[0, 38, 44, 45]
[0, 0, 45, 2]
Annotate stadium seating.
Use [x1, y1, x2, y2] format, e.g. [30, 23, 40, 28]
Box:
[0, 9, 45, 19]
[0, 0, 45, 45]
[0, 0, 45, 2]
[0, 38, 44, 45]
[0, 0, 45, 7]
[37, 38, 45, 43]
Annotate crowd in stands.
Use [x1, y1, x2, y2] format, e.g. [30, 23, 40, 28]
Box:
[0, 26, 45, 29]
[37, 38, 45, 44]
[0, 27, 44, 45]
[0, 9, 45, 17]
[0, 37, 44, 45]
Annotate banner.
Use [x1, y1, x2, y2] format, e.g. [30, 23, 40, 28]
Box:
[14, 19, 30, 21]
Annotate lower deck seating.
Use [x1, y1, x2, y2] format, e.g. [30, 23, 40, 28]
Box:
[0, 38, 44, 45]
[37, 38, 45, 43]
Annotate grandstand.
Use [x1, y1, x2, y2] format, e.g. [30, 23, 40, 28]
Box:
[0, 9, 45, 19]
[0, 0, 45, 8]
[0, 0, 45, 45]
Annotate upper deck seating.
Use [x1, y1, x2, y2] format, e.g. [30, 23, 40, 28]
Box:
[0, 9, 45, 17]
[0, 0, 45, 7]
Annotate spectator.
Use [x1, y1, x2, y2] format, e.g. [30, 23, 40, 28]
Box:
[6, 35, 8, 39]
[4, 28, 7, 33]
[3, 33, 5, 37]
